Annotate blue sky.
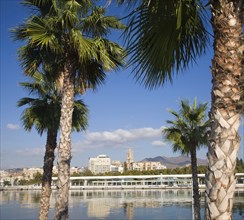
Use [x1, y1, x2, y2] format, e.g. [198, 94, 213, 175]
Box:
[1, 0, 243, 169]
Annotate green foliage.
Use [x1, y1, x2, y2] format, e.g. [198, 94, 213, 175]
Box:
[80, 169, 93, 176]
[102, 171, 121, 176]
[71, 172, 82, 177]
[30, 172, 42, 184]
[18, 179, 30, 185]
[78, 166, 208, 177]
[3, 181, 11, 186]
[197, 165, 208, 174]
[122, 166, 207, 175]
[18, 172, 43, 185]
[236, 158, 244, 173]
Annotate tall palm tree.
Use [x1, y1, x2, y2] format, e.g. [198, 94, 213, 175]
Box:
[205, 1, 243, 219]
[18, 71, 89, 220]
[163, 99, 209, 220]
[12, 0, 125, 219]
[119, 0, 243, 218]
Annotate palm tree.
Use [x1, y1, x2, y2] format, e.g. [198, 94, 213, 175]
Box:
[163, 99, 209, 220]
[119, 0, 243, 218]
[204, 1, 243, 219]
[18, 71, 89, 220]
[12, 0, 125, 219]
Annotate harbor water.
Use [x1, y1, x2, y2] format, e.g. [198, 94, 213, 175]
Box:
[0, 189, 244, 219]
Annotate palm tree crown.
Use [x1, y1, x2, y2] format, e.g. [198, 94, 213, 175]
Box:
[12, 0, 126, 87]
[163, 99, 209, 154]
[18, 71, 89, 134]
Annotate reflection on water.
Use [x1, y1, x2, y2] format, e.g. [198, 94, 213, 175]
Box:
[0, 190, 243, 219]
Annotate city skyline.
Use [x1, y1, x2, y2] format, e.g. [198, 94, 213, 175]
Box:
[1, 1, 243, 170]
[1, 152, 206, 170]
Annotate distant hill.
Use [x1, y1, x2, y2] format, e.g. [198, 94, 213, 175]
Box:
[4, 168, 24, 173]
[141, 156, 208, 169]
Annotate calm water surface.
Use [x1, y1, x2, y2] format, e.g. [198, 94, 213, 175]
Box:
[0, 189, 244, 220]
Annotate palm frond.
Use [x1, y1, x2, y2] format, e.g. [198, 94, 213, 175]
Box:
[82, 6, 126, 37]
[72, 99, 89, 131]
[25, 16, 62, 52]
[17, 97, 37, 107]
[22, 0, 55, 16]
[18, 44, 42, 75]
[70, 29, 94, 61]
[123, 0, 209, 89]
[77, 59, 106, 90]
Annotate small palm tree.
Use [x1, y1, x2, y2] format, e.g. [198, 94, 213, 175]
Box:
[163, 99, 209, 220]
[18, 71, 89, 220]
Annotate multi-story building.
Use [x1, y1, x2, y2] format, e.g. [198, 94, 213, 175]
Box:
[111, 160, 124, 173]
[52, 166, 82, 175]
[88, 155, 111, 174]
[137, 161, 166, 171]
[23, 167, 43, 180]
[125, 148, 166, 171]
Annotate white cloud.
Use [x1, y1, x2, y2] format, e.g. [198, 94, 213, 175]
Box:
[7, 123, 20, 130]
[86, 127, 163, 142]
[151, 140, 166, 147]
[73, 127, 164, 152]
[16, 147, 45, 156]
[13, 127, 165, 155]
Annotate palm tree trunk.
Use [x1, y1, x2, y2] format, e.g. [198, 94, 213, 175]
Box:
[205, 0, 243, 219]
[54, 66, 75, 220]
[39, 129, 57, 220]
[191, 148, 201, 220]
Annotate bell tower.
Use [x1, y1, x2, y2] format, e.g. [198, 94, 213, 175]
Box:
[126, 148, 134, 170]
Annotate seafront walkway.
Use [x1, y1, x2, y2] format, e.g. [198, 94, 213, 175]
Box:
[1, 173, 244, 190]
[65, 173, 244, 190]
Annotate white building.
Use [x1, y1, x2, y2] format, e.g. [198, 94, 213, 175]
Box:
[111, 160, 124, 173]
[137, 161, 167, 171]
[23, 167, 43, 180]
[52, 166, 82, 175]
[88, 155, 111, 174]
[125, 148, 166, 171]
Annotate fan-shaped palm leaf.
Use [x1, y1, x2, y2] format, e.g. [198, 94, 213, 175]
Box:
[122, 0, 209, 89]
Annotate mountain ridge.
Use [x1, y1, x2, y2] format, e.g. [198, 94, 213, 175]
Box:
[141, 155, 208, 169]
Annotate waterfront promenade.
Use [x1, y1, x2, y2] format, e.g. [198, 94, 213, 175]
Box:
[1, 173, 244, 191]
